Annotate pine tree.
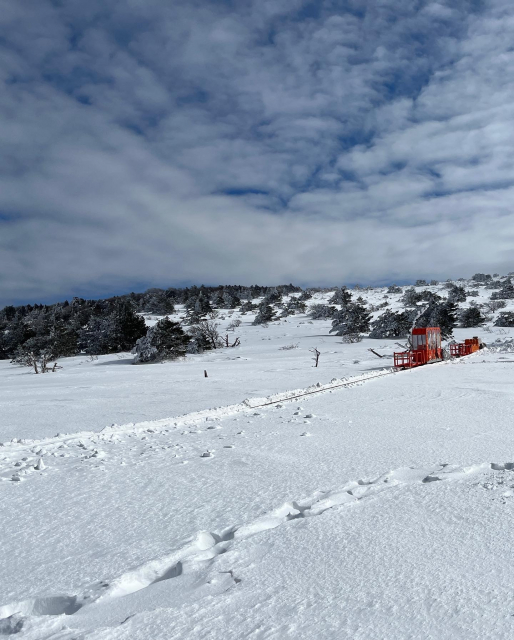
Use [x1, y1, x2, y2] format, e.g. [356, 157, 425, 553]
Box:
[133, 317, 190, 363]
[330, 302, 371, 337]
[253, 303, 275, 325]
[402, 287, 423, 306]
[309, 304, 336, 319]
[328, 287, 352, 306]
[80, 301, 146, 354]
[223, 291, 241, 309]
[416, 301, 458, 340]
[460, 307, 485, 328]
[495, 312, 514, 327]
[491, 280, 514, 300]
[240, 300, 256, 313]
[194, 292, 213, 316]
[369, 310, 415, 339]
[211, 291, 225, 308]
[447, 285, 467, 303]
[263, 289, 282, 305]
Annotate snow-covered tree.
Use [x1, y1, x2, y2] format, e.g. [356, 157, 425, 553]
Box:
[416, 301, 458, 340]
[309, 304, 336, 319]
[491, 280, 514, 300]
[330, 302, 371, 338]
[495, 312, 514, 327]
[447, 285, 467, 303]
[402, 287, 423, 307]
[459, 307, 485, 328]
[472, 273, 492, 283]
[194, 292, 213, 316]
[223, 291, 241, 309]
[133, 317, 190, 363]
[263, 289, 282, 305]
[387, 285, 402, 294]
[187, 320, 223, 352]
[253, 303, 275, 325]
[80, 301, 146, 354]
[369, 310, 415, 339]
[328, 287, 352, 306]
[211, 291, 225, 308]
[239, 300, 256, 314]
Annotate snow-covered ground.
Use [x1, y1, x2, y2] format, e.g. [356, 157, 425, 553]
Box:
[1, 286, 514, 639]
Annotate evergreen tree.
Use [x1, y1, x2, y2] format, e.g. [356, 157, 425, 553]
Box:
[472, 273, 492, 283]
[194, 292, 213, 316]
[211, 290, 225, 308]
[402, 287, 423, 306]
[51, 323, 79, 357]
[328, 287, 352, 306]
[330, 302, 371, 337]
[142, 290, 175, 315]
[133, 317, 190, 363]
[387, 285, 402, 294]
[491, 280, 514, 300]
[253, 303, 275, 325]
[460, 307, 485, 328]
[223, 291, 241, 309]
[309, 304, 336, 319]
[420, 290, 442, 304]
[80, 301, 146, 354]
[416, 301, 458, 340]
[495, 312, 514, 327]
[263, 289, 282, 305]
[108, 301, 147, 351]
[240, 300, 256, 313]
[447, 285, 467, 303]
[369, 310, 415, 339]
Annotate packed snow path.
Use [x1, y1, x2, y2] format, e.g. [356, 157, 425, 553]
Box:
[1, 351, 514, 639]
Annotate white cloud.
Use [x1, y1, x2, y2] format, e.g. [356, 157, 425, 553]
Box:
[1, 0, 514, 305]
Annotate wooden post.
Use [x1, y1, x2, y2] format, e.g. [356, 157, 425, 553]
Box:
[204, 370, 208, 378]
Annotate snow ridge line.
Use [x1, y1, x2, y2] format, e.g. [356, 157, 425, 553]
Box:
[0, 459, 507, 621]
[0, 368, 396, 450]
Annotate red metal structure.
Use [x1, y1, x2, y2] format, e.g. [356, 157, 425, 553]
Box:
[449, 337, 481, 357]
[394, 327, 443, 369]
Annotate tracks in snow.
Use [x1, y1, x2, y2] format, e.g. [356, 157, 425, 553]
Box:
[1, 458, 511, 622]
[0, 368, 399, 483]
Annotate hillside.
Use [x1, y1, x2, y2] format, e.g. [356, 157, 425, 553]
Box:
[0, 278, 513, 639]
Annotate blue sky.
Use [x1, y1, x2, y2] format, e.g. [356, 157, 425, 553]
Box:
[1, 0, 514, 306]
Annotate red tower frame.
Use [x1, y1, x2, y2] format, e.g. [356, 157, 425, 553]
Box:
[394, 327, 443, 368]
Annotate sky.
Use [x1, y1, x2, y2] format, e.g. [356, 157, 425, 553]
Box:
[1, 0, 514, 306]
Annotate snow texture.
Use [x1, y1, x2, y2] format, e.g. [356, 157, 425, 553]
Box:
[1, 285, 514, 639]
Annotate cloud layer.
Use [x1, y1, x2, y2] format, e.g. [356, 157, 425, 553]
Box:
[1, 0, 514, 304]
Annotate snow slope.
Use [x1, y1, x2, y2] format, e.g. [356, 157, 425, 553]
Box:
[2, 347, 514, 639]
[1, 285, 514, 638]
[1, 283, 510, 442]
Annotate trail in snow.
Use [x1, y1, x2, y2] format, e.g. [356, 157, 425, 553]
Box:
[1, 458, 511, 621]
[0, 368, 398, 483]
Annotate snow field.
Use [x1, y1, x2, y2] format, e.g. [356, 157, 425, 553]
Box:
[1, 284, 514, 638]
[1, 347, 514, 638]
